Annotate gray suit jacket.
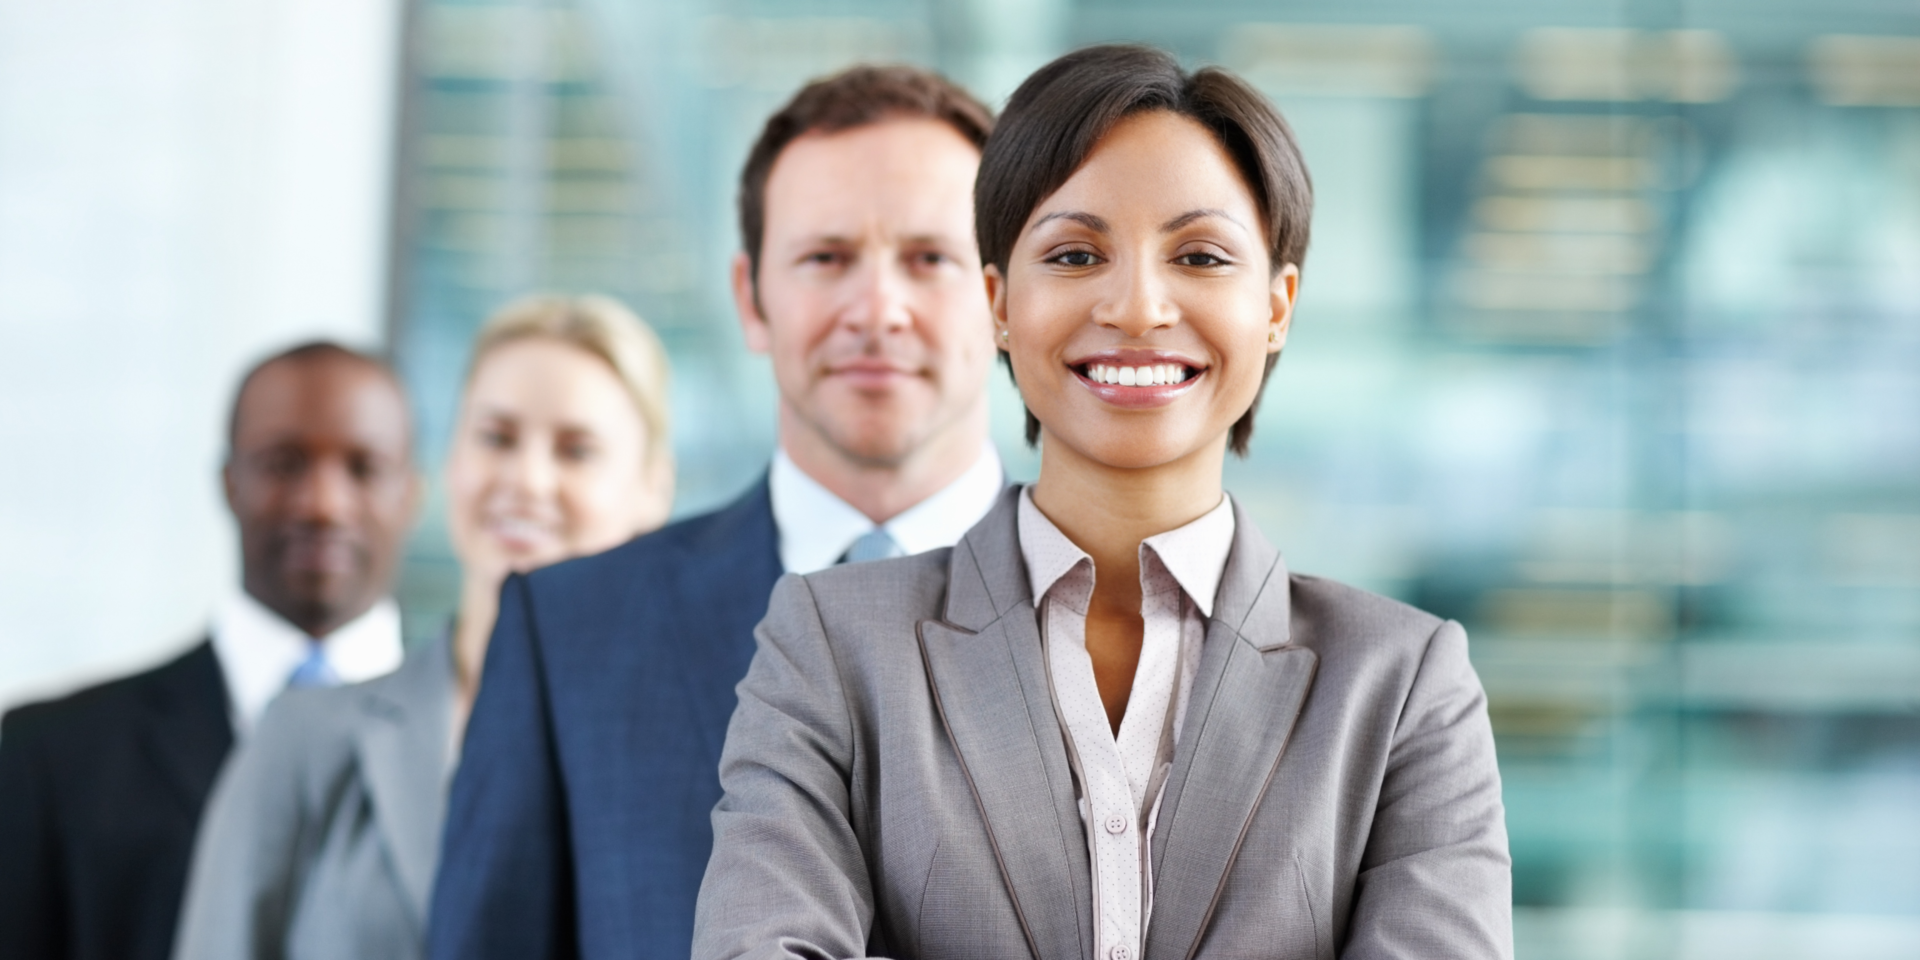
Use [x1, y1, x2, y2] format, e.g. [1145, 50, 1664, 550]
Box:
[173, 637, 453, 960]
[695, 488, 1511, 960]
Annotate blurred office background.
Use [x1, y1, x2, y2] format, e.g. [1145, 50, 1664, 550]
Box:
[4, 0, 1918, 956]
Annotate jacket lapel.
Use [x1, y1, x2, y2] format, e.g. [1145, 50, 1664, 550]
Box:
[1144, 500, 1318, 960]
[354, 638, 455, 922]
[138, 640, 234, 818]
[664, 476, 784, 761]
[918, 490, 1092, 960]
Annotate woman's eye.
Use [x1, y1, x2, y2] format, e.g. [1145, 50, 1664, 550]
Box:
[1052, 250, 1100, 267]
[1175, 252, 1227, 267]
[480, 429, 513, 449]
[559, 441, 596, 463]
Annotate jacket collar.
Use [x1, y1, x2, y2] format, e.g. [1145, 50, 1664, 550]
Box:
[932, 486, 1311, 960]
[138, 640, 235, 818]
[944, 487, 1292, 649]
[352, 635, 456, 924]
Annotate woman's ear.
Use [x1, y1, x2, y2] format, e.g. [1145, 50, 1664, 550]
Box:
[984, 264, 1010, 352]
[1268, 263, 1300, 353]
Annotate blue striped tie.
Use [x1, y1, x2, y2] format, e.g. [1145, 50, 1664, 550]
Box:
[838, 528, 904, 564]
[285, 644, 341, 689]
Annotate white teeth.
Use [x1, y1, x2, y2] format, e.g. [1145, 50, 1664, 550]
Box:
[1086, 362, 1194, 386]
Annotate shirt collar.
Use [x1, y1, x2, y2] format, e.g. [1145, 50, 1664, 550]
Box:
[1141, 493, 1236, 618]
[769, 442, 1004, 575]
[1018, 486, 1237, 617]
[1018, 488, 1092, 608]
[210, 590, 404, 734]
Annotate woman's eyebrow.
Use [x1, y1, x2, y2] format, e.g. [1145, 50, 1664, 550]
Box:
[1162, 208, 1244, 232]
[1032, 210, 1110, 232]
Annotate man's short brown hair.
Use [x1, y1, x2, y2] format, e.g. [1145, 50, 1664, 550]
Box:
[738, 65, 994, 283]
[975, 44, 1314, 456]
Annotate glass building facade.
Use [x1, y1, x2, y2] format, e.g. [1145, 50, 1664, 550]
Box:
[386, 2, 1920, 956]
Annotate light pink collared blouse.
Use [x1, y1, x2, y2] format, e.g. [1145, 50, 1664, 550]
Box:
[1017, 488, 1237, 960]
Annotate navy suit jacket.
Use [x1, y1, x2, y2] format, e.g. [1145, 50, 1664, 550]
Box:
[0, 641, 233, 960]
[428, 478, 783, 960]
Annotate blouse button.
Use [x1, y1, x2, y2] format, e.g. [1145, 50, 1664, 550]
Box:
[1109, 945, 1131, 960]
[1104, 814, 1128, 835]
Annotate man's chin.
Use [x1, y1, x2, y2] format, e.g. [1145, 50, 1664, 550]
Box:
[815, 420, 926, 469]
[280, 579, 375, 632]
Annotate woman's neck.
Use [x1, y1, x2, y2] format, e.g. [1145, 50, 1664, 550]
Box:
[452, 575, 500, 709]
[1028, 432, 1228, 594]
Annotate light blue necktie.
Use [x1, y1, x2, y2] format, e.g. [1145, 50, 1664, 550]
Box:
[838, 528, 905, 564]
[285, 644, 341, 689]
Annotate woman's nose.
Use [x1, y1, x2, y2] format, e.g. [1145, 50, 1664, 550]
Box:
[1093, 258, 1178, 337]
[501, 440, 559, 497]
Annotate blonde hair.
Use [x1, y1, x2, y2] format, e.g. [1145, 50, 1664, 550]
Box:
[468, 293, 673, 469]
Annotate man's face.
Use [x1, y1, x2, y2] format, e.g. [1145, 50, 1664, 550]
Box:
[224, 356, 418, 637]
[734, 118, 995, 469]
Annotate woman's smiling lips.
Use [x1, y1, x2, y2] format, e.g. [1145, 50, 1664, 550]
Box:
[1070, 350, 1206, 409]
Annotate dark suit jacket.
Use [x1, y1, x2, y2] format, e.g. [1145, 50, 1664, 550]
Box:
[427, 478, 782, 960]
[0, 642, 234, 960]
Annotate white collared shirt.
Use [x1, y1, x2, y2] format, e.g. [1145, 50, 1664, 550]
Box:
[1017, 487, 1236, 960]
[768, 442, 1005, 575]
[209, 590, 404, 734]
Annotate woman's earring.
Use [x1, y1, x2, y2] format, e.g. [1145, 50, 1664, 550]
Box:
[1268, 329, 1279, 344]
[999, 329, 1010, 343]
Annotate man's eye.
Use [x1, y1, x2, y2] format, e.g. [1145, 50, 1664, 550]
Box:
[1052, 250, 1100, 267]
[258, 450, 305, 477]
[803, 251, 847, 267]
[911, 251, 949, 268]
[480, 428, 513, 449]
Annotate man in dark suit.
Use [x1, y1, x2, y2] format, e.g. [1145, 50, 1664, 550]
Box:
[0, 343, 419, 960]
[428, 67, 1005, 960]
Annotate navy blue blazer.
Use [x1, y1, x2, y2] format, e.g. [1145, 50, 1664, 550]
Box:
[427, 478, 782, 960]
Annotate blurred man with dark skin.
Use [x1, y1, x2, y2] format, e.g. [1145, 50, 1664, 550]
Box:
[0, 342, 419, 960]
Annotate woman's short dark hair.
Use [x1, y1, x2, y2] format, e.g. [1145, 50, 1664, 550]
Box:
[975, 44, 1313, 456]
[739, 65, 994, 284]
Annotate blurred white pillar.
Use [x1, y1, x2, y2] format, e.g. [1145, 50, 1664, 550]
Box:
[0, 0, 403, 710]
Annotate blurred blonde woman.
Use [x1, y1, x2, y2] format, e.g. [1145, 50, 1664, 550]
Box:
[173, 295, 675, 960]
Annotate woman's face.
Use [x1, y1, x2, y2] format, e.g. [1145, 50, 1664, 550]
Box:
[446, 338, 670, 594]
[989, 110, 1297, 473]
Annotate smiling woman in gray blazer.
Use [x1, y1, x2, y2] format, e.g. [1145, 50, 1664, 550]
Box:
[172, 296, 676, 960]
[695, 45, 1511, 960]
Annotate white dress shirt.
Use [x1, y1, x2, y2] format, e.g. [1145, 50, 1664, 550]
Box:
[1017, 488, 1236, 960]
[209, 590, 404, 734]
[768, 442, 1005, 575]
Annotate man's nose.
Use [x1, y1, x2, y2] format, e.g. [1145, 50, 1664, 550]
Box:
[841, 257, 912, 335]
[292, 458, 357, 525]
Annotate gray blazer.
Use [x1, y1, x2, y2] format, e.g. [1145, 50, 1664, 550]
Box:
[173, 637, 454, 960]
[695, 489, 1511, 960]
